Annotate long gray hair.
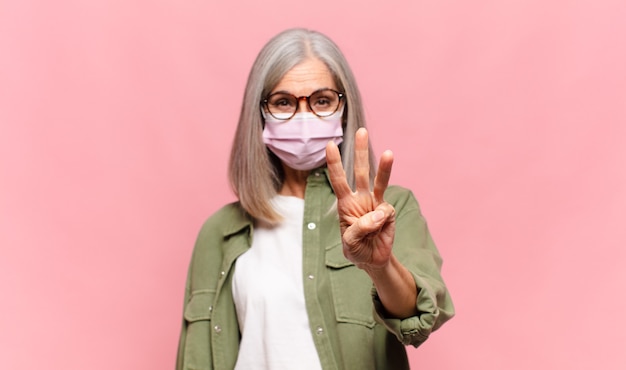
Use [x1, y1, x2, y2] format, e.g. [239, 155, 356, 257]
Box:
[228, 28, 376, 223]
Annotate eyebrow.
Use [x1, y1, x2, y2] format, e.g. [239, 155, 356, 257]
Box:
[269, 87, 333, 97]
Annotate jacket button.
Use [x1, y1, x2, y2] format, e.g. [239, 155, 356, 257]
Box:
[214, 325, 222, 333]
[316, 326, 324, 335]
[308, 274, 315, 280]
[307, 222, 316, 230]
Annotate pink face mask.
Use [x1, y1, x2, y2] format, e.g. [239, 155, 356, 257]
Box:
[262, 109, 344, 171]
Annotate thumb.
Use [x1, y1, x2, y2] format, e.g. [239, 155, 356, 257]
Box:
[343, 210, 386, 244]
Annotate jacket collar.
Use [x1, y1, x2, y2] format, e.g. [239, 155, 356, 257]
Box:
[220, 202, 253, 237]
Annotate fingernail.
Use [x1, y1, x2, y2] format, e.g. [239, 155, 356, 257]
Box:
[372, 210, 384, 222]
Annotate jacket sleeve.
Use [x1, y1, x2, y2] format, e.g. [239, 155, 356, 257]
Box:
[175, 214, 222, 370]
[372, 186, 455, 347]
[176, 262, 193, 370]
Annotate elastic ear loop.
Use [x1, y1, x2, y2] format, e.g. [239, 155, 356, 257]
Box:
[260, 106, 267, 128]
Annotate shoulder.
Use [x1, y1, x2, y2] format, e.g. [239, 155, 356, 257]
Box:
[188, 202, 252, 271]
[197, 201, 252, 240]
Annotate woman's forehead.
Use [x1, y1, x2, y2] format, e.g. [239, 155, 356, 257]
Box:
[271, 58, 336, 95]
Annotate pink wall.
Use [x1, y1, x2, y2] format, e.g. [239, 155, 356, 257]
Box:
[1, 1, 625, 369]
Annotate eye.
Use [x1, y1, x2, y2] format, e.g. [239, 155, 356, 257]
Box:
[312, 97, 331, 107]
[314, 93, 331, 104]
[268, 94, 296, 112]
[310, 90, 338, 111]
[274, 98, 293, 106]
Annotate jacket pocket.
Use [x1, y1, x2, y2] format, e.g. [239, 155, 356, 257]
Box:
[182, 290, 216, 370]
[184, 290, 215, 322]
[325, 243, 376, 328]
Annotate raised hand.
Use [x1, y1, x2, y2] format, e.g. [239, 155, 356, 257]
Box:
[325, 127, 396, 271]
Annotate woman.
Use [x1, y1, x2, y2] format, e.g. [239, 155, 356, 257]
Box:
[177, 28, 454, 370]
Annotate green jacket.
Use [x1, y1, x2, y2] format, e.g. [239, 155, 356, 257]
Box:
[177, 169, 454, 370]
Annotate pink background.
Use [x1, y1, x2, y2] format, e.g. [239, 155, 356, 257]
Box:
[1, 1, 625, 369]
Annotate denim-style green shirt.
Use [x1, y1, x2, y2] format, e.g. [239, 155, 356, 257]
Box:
[176, 169, 454, 370]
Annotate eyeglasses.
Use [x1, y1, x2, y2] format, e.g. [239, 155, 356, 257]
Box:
[262, 88, 345, 120]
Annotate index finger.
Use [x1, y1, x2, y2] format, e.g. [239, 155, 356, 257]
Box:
[326, 140, 353, 199]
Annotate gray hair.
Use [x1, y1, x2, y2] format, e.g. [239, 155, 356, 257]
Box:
[228, 28, 376, 223]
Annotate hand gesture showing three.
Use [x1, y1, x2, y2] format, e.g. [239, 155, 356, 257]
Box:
[325, 128, 396, 272]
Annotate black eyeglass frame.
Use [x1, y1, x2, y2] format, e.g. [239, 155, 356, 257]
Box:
[261, 88, 345, 120]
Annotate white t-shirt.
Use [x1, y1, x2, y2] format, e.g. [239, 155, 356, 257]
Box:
[232, 195, 323, 370]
